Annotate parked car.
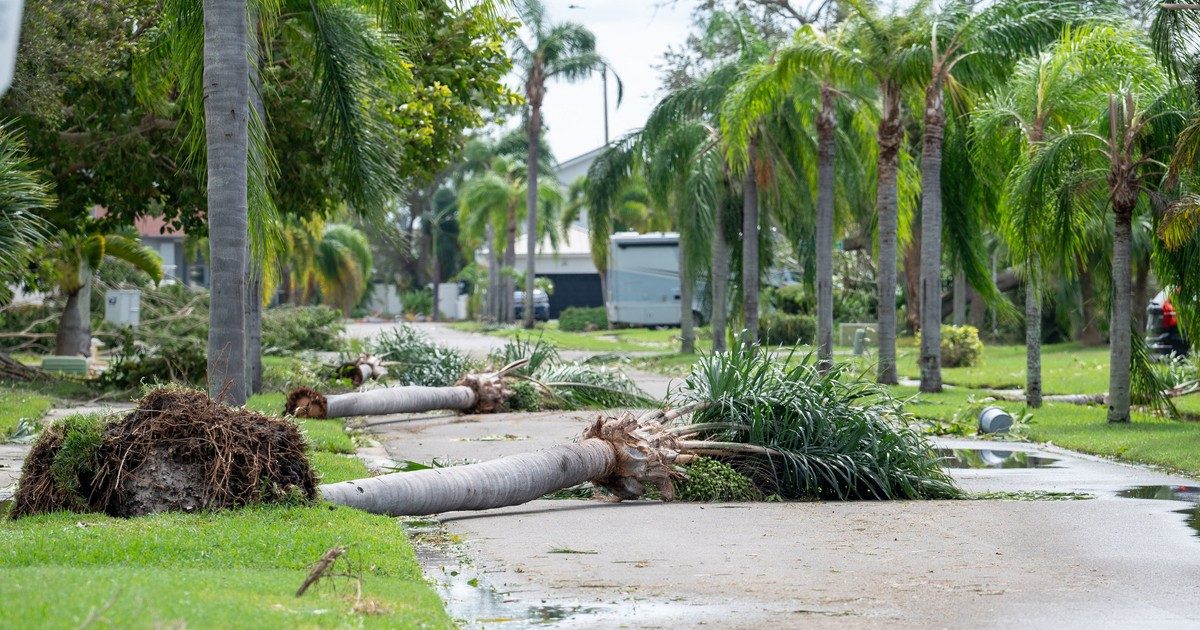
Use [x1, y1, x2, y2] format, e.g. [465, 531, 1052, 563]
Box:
[1146, 290, 1189, 357]
[514, 289, 550, 322]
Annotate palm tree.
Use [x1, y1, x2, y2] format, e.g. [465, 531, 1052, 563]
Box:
[973, 26, 1147, 408]
[512, 0, 618, 329]
[1017, 37, 1184, 422]
[0, 124, 51, 380]
[50, 228, 163, 357]
[908, 0, 1090, 393]
[458, 156, 563, 322]
[722, 21, 875, 370]
[314, 224, 373, 315]
[320, 347, 959, 516]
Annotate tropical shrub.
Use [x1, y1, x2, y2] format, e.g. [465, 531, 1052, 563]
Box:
[918, 325, 984, 368]
[558, 306, 607, 332]
[371, 325, 473, 386]
[400, 289, 433, 316]
[262, 306, 344, 353]
[770, 284, 813, 315]
[759, 312, 815, 346]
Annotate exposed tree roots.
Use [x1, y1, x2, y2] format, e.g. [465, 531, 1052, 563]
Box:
[10, 388, 316, 519]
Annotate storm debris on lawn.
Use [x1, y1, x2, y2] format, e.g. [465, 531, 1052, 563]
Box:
[10, 387, 317, 519]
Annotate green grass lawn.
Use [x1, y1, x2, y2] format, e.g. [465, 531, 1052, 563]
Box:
[0, 385, 52, 438]
[896, 342, 1112, 394]
[0, 395, 450, 628]
[451, 320, 712, 354]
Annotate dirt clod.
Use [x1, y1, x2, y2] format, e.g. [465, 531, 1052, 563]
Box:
[10, 388, 317, 518]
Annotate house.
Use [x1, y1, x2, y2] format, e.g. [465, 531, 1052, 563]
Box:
[93, 207, 205, 285]
[479, 223, 602, 319]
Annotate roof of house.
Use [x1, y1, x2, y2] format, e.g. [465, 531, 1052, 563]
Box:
[92, 206, 185, 238]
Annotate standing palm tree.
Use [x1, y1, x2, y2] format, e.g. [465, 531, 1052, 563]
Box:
[459, 156, 563, 322]
[512, 0, 618, 328]
[201, 0, 251, 404]
[50, 229, 163, 357]
[974, 26, 1147, 408]
[909, 0, 1089, 393]
[1017, 38, 1184, 422]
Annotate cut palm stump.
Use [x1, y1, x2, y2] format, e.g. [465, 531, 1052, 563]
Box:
[286, 359, 528, 419]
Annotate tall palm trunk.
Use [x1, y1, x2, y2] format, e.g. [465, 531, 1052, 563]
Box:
[815, 86, 836, 372]
[952, 269, 966, 326]
[55, 265, 91, 357]
[524, 70, 544, 330]
[245, 10, 264, 395]
[875, 83, 901, 384]
[1025, 263, 1042, 407]
[903, 234, 921, 333]
[742, 138, 760, 347]
[918, 79, 946, 393]
[679, 238, 695, 354]
[711, 187, 730, 353]
[503, 205, 517, 323]
[486, 224, 500, 321]
[301, 385, 477, 419]
[203, 0, 249, 405]
[1108, 202, 1135, 423]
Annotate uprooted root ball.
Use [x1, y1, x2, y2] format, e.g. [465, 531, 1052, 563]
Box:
[10, 388, 317, 519]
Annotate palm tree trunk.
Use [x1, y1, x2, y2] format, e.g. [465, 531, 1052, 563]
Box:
[324, 439, 615, 515]
[918, 80, 946, 393]
[679, 238, 695, 354]
[903, 234, 921, 333]
[503, 211, 516, 323]
[711, 188, 730, 353]
[968, 286, 986, 329]
[431, 226, 441, 322]
[952, 268, 966, 326]
[203, 0, 249, 405]
[816, 86, 836, 372]
[742, 138, 760, 347]
[486, 224, 499, 321]
[1025, 263, 1042, 408]
[1108, 205, 1134, 423]
[247, 266, 263, 394]
[876, 83, 901, 384]
[524, 98, 541, 330]
[55, 268, 91, 357]
[313, 385, 477, 418]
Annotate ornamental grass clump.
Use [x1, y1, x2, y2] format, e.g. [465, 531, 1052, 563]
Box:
[671, 346, 960, 500]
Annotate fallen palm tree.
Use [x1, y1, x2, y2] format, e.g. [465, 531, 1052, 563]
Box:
[12, 346, 958, 520]
[285, 359, 531, 418]
[322, 346, 960, 515]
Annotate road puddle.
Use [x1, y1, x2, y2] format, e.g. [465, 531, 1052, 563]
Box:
[1116, 485, 1200, 538]
[937, 448, 1061, 469]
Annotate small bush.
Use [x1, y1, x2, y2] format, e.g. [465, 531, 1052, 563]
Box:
[676, 457, 761, 502]
[759, 312, 815, 346]
[558, 306, 607, 332]
[400, 289, 433, 316]
[262, 306, 345, 353]
[771, 284, 813, 315]
[372, 325, 472, 386]
[917, 324, 984, 368]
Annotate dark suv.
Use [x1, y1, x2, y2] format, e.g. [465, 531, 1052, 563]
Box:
[514, 289, 550, 322]
[1147, 290, 1189, 357]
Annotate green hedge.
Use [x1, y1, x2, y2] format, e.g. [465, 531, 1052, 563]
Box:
[262, 306, 344, 353]
[759, 312, 815, 346]
[559, 306, 608, 332]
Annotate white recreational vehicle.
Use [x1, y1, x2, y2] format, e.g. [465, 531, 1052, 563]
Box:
[606, 232, 702, 327]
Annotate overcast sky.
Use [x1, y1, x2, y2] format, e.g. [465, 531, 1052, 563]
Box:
[513, 0, 700, 163]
